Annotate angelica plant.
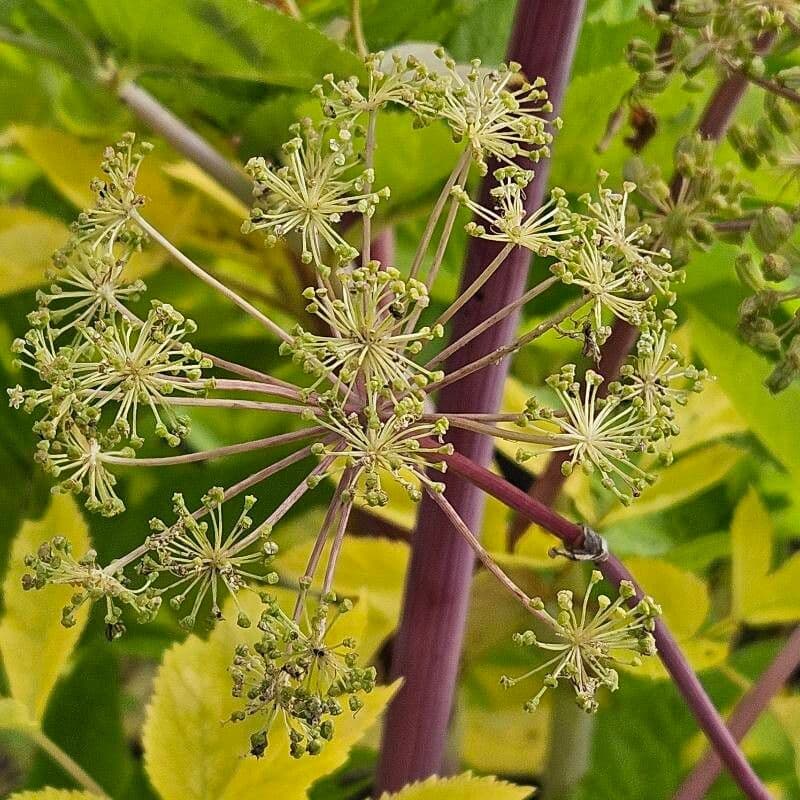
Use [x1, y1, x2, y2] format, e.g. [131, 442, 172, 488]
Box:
[9, 48, 719, 760]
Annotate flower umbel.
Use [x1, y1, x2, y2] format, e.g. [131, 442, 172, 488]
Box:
[22, 536, 160, 639]
[230, 594, 376, 758]
[415, 50, 555, 174]
[145, 488, 279, 630]
[501, 571, 660, 713]
[521, 366, 657, 504]
[244, 119, 389, 266]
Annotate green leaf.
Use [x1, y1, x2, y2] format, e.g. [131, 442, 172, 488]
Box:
[0, 696, 37, 732]
[690, 307, 800, 481]
[0, 495, 90, 721]
[143, 593, 399, 800]
[84, 0, 362, 88]
[9, 792, 99, 800]
[378, 773, 533, 800]
[26, 645, 136, 798]
[0, 206, 70, 296]
[731, 488, 800, 625]
[623, 557, 728, 678]
[602, 443, 742, 525]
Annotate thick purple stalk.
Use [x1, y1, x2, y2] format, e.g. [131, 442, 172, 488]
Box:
[374, 2, 586, 791]
[509, 38, 777, 537]
[442, 450, 771, 800]
[674, 625, 800, 800]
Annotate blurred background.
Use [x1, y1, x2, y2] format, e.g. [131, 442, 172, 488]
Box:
[2, 1, 800, 799]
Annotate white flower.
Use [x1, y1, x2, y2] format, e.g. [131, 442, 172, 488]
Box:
[502, 571, 660, 713]
[416, 50, 555, 174]
[457, 167, 576, 256]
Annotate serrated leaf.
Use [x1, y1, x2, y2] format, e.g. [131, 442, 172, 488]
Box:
[9, 791, 99, 800]
[731, 488, 800, 625]
[624, 557, 728, 678]
[0, 206, 70, 296]
[0, 495, 90, 721]
[143, 593, 398, 800]
[378, 772, 533, 800]
[602, 443, 742, 525]
[690, 308, 800, 481]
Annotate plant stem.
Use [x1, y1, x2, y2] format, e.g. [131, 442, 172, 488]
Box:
[133, 211, 292, 344]
[117, 81, 252, 204]
[673, 625, 800, 800]
[508, 31, 778, 539]
[103, 427, 322, 467]
[441, 448, 771, 800]
[351, 0, 368, 59]
[30, 728, 108, 797]
[374, 2, 586, 792]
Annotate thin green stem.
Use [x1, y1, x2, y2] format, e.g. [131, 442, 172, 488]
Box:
[351, 0, 369, 58]
[408, 149, 471, 281]
[30, 728, 108, 797]
[435, 243, 515, 328]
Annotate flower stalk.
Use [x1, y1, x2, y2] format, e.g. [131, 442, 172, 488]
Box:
[375, 1, 588, 791]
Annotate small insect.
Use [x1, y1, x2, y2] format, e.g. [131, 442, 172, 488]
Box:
[581, 322, 602, 364]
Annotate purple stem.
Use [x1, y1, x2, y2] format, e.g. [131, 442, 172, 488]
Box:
[510, 35, 777, 536]
[673, 625, 800, 800]
[374, 1, 586, 791]
[442, 450, 771, 800]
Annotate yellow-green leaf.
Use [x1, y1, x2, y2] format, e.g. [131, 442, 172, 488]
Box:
[624, 557, 728, 678]
[602, 443, 742, 525]
[378, 772, 533, 800]
[11, 126, 199, 278]
[278, 534, 408, 657]
[9, 791, 99, 800]
[0, 495, 91, 720]
[690, 308, 800, 481]
[772, 696, 800, 782]
[0, 696, 36, 732]
[143, 593, 398, 800]
[0, 207, 71, 295]
[161, 160, 249, 218]
[731, 488, 800, 625]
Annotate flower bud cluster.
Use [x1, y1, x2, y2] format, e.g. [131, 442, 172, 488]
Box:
[22, 536, 161, 639]
[230, 594, 376, 758]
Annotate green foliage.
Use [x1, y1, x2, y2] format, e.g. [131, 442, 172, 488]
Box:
[2, 2, 800, 800]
